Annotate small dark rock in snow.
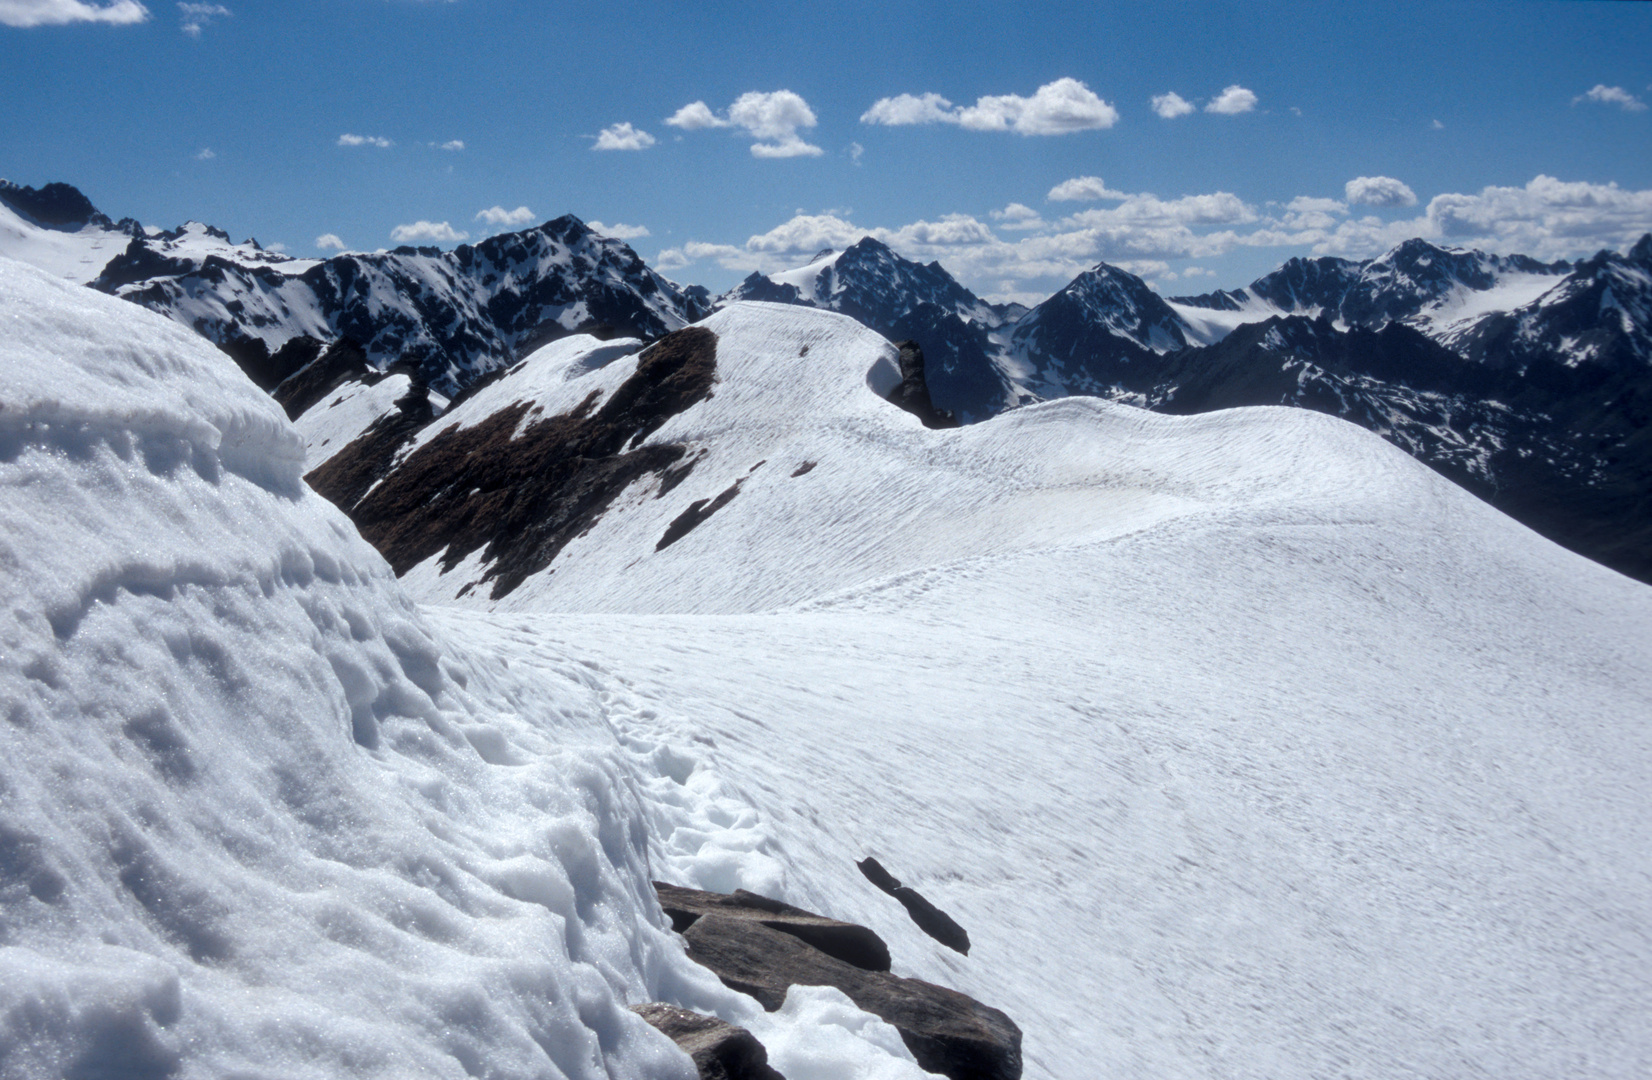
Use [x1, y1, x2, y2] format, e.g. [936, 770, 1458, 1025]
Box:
[857, 857, 971, 955]
[630, 1003, 785, 1080]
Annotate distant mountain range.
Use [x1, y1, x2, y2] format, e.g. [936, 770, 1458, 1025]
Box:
[2, 178, 1648, 583]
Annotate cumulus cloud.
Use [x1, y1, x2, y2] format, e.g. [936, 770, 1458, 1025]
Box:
[338, 133, 392, 148]
[990, 203, 1045, 231]
[474, 206, 535, 228]
[439, 139, 465, 151]
[861, 78, 1118, 135]
[1421, 175, 1652, 258]
[177, 1, 225, 36]
[1204, 85, 1258, 115]
[389, 220, 468, 244]
[1573, 85, 1648, 112]
[1345, 175, 1418, 207]
[592, 122, 656, 151]
[1048, 176, 1128, 202]
[667, 91, 822, 157]
[315, 234, 346, 251]
[1151, 92, 1195, 119]
[0, 0, 147, 25]
[587, 221, 651, 241]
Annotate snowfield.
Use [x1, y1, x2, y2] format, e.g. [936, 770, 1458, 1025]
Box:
[2, 257, 1650, 1079]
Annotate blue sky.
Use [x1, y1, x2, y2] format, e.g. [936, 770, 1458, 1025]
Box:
[2, 0, 1650, 301]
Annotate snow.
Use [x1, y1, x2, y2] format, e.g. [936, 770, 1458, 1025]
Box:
[0, 259, 934, 1080]
[1166, 295, 1296, 345]
[5, 260, 1651, 1080]
[0, 201, 138, 284]
[769, 249, 843, 296]
[1410, 272, 1566, 347]
[292, 373, 414, 471]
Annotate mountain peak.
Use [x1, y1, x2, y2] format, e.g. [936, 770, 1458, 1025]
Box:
[0, 179, 111, 231]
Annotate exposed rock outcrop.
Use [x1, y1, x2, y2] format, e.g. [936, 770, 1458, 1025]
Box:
[886, 340, 958, 429]
[630, 1003, 785, 1080]
[656, 883, 1020, 1080]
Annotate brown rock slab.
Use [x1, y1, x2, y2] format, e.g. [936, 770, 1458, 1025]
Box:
[631, 1003, 785, 1080]
[655, 883, 1020, 1080]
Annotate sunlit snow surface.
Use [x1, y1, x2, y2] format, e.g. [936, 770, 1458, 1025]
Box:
[4, 264, 1650, 1080]
[0, 260, 931, 1079]
[407, 304, 1652, 1077]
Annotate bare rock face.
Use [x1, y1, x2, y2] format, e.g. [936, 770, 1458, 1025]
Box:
[630, 1003, 785, 1080]
[655, 882, 892, 973]
[656, 883, 1020, 1080]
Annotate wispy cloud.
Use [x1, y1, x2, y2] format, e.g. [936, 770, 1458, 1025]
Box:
[1573, 84, 1648, 112]
[438, 139, 464, 151]
[0, 0, 148, 26]
[592, 122, 656, 151]
[389, 220, 468, 244]
[1204, 85, 1258, 115]
[1345, 175, 1418, 207]
[194, 147, 215, 160]
[668, 91, 823, 157]
[315, 234, 346, 251]
[177, 1, 225, 37]
[338, 133, 393, 148]
[474, 206, 535, 228]
[861, 78, 1118, 135]
[588, 221, 650, 241]
[1150, 92, 1195, 119]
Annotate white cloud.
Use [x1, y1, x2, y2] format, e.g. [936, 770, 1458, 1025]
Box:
[194, 147, 215, 160]
[266, 241, 286, 253]
[990, 203, 1045, 230]
[439, 139, 465, 151]
[1420, 174, 1652, 259]
[848, 142, 864, 164]
[861, 78, 1118, 136]
[389, 221, 468, 244]
[666, 91, 822, 157]
[592, 122, 656, 151]
[1180, 266, 1215, 278]
[860, 92, 957, 126]
[177, 1, 225, 36]
[338, 133, 393, 148]
[1573, 84, 1648, 112]
[0, 0, 147, 26]
[315, 234, 345, 251]
[1345, 175, 1418, 208]
[1048, 175, 1128, 202]
[664, 101, 730, 130]
[474, 205, 535, 228]
[587, 221, 651, 241]
[1151, 92, 1195, 119]
[1431, 119, 1445, 130]
[1204, 85, 1258, 115]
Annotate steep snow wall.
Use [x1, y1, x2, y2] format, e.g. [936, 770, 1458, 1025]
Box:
[0, 260, 932, 1080]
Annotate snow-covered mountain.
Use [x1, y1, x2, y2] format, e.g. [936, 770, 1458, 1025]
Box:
[1168, 237, 1573, 346]
[5, 252, 1652, 1079]
[280, 293, 1652, 1079]
[717, 238, 1024, 420]
[0, 182, 708, 397]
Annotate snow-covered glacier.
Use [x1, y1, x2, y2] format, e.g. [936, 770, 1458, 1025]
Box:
[0, 259, 935, 1080]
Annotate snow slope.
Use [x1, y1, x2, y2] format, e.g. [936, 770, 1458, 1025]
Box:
[0, 258, 935, 1080]
[373, 302, 1652, 1078]
[0, 199, 141, 284]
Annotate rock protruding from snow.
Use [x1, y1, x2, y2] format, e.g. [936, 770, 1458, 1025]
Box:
[856, 858, 971, 955]
[631, 1004, 786, 1080]
[658, 883, 894, 973]
[658, 884, 1022, 1080]
[885, 340, 957, 429]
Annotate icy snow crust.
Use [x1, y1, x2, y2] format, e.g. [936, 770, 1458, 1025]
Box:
[0, 261, 932, 1079]
[400, 301, 1652, 1077]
